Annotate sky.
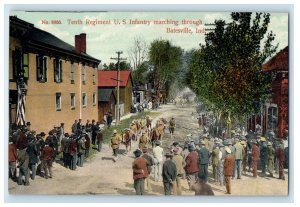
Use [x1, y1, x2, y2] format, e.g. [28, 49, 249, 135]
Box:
[10, 11, 288, 66]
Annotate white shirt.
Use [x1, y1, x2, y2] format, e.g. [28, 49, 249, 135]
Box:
[153, 146, 164, 162]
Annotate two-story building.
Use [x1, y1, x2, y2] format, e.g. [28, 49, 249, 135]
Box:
[9, 16, 101, 133]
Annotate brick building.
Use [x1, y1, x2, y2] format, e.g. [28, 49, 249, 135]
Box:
[9, 16, 101, 133]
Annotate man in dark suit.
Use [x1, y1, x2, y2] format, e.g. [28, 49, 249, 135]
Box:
[162, 152, 177, 195]
[198, 141, 210, 183]
[224, 147, 234, 194]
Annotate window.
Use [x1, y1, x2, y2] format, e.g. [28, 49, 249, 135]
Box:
[82, 65, 86, 84]
[54, 58, 63, 83]
[12, 49, 29, 80]
[70, 63, 75, 84]
[92, 67, 96, 85]
[70, 93, 75, 109]
[93, 92, 96, 105]
[82, 93, 87, 107]
[56, 92, 61, 111]
[36, 55, 47, 82]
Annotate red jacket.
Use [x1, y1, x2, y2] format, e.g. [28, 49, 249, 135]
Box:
[41, 145, 54, 161]
[184, 151, 199, 174]
[224, 155, 234, 176]
[69, 139, 77, 156]
[9, 143, 17, 162]
[252, 144, 260, 161]
[277, 148, 285, 162]
[132, 157, 148, 180]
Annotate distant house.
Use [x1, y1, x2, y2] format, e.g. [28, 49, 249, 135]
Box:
[247, 46, 288, 138]
[98, 88, 116, 123]
[98, 70, 133, 118]
[9, 16, 100, 133]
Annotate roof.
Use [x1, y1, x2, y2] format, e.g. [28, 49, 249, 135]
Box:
[98, 88, 116, 102]
[262, 46, 288, 72]
[10, 16, 100, 65]
[98, 70, 132, 87]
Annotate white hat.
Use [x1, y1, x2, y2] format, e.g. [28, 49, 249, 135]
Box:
[225, 147, 231, 154]
[113, 129, 117, 134]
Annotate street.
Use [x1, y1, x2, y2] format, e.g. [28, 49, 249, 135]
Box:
[8, 103, 288, 196]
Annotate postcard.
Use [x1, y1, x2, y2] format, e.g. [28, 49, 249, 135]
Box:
[8, 10, 289, 196]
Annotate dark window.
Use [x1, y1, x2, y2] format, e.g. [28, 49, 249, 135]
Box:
[93, 92, 96, 105]
[54, 58, 63, 83]
[93, 67, 96, 84]
[56, 92, 61, 111]
[82, 93, 87, 107]
[70, 93, 75, 109]
[36, 55, 47, 82]
[12, 49, 29, 80]
[82, 65, 86, 84]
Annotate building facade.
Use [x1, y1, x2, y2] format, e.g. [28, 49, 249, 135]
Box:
[9, 16, 101, 133]
[98, 70, 133, 117]
[247, 46, 288, 139]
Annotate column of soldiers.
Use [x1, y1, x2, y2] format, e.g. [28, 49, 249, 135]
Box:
[9, 119, 104, 186]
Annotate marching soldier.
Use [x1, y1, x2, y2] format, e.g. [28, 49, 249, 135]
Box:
[169, 117, 176, 138]
[111, 129, 122, 160]
[139, 132, 148, 149]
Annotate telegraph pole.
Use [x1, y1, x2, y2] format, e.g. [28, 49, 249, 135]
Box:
[111, 51, 126, 125]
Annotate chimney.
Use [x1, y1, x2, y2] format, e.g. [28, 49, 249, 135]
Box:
[75, 34, 81, 53]
[80, 33, 86, 53]
[74, 33, 86, 54]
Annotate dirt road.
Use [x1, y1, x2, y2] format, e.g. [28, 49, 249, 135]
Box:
[8, 103, 288, 196]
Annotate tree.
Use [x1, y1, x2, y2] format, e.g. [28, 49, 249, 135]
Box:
[128, 37, 148, 71]
[149, 39, 183, 97]
[187, 12, 278, 135]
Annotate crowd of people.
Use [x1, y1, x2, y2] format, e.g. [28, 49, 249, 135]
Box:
[8, 119, 104, 186]
[8, 106, 288, 196]
[127, 114, 288, 196]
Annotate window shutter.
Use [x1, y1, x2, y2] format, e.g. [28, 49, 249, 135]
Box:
[44, 57, 48, 82]
[60, 60, 63, 82]
[36, 55, 40, 81]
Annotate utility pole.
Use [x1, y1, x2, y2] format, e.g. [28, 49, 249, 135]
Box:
[111, 51, 126, 125]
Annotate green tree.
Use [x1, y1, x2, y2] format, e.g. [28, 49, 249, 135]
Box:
[187, 12, 278, 134]
[149, 39, 183, 97]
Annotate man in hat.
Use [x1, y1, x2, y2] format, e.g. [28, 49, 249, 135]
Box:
[169, 117, 176, 138]
[267, 141, 275, 177]
[68, 135, 78, 170]
[153, 140, 164, 182]
[234, 139, 244, 179]
[84, 130, 91, 158]
[26, 136, 38, 180]
[17, 145, 30, 185]
[139, 131, 148, 149]
[224, 147, 234, 194]
[162, 152, 177, 195]
[107, 112, 113, 128]
[252, 140, 260, 178]
[132, 149, 148, 195]
[173, 147, 185, 195]
[61, 133, 70, 167]
[198, 140, 210, 183]
[217, 143, 226, 186]
[184, 144, 199, 189]
[142, 147, 154, 192]
[41, 142, 54, 179]
[211, 142, 220, 182]
[259, 137, 268, 177]
[71, 120, 78, 134]
[110, 130, 122, 159]
[241, 140, 248, 175]
[77, 135, 86, 167]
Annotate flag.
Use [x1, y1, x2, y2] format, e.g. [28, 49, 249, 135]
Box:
[16, 86, 26, 126]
